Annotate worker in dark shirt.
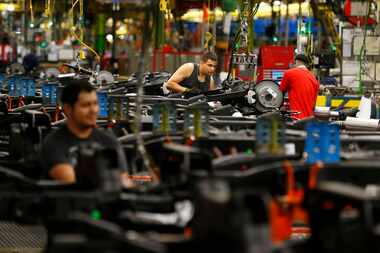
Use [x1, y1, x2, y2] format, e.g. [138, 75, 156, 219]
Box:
[280, 54, 320, 120]
[40, 79, 129, 185]
[23, 47, 39, 73]
[164, 51, 217, 94]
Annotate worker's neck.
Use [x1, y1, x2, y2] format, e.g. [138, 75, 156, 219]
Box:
[66, 120, 93, 139]
[295, 63, 307, 68]
[199, 72, 206, 78]
[198, 65, 207, 78]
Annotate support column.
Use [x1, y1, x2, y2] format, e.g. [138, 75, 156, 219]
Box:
[285, 1, 289, 46]
[23, 0, 28, 44]
[95, 13, 106, 55]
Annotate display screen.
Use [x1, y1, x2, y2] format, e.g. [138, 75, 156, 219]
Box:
[271, 70, 284, 82]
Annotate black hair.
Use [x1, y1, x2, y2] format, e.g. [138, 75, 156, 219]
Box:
[60, 79, 96, 106]
[295, 54, 309, 65]
[201, 51, 217, 62]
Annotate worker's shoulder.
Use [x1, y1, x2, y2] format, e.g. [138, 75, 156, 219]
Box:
[284, 67, 312, 76]
[92, 128, 119, 144]
[284, 67, 300, 74]
[43, 125, 67, 143]
[172, 63, 194, 78]
[41, 126, 70, 151]
[178, 62, 195, 72]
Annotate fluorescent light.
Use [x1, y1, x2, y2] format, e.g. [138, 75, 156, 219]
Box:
[106, 34, 113, 43]
[6, 4, 15, 12]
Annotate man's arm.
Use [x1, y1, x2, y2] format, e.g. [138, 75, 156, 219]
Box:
[165, 63, 193, 93]
[40, 133, 75, 183]
[50, 164, 76, 183]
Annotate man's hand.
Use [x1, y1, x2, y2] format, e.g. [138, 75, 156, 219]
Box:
[120, 172, 135, 188]
[183, 87, 202, 96]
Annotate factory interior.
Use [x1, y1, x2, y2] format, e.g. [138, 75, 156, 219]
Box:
[1, 0, 380, 252]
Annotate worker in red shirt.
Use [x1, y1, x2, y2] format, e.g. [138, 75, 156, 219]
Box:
[0, 36, 12, 67]
[280, 54, 319, 120]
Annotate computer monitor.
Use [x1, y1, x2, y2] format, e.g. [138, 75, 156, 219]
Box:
[271, 70, 284, 82]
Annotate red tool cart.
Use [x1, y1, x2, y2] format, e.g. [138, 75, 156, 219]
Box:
[256, 46, 295, 83]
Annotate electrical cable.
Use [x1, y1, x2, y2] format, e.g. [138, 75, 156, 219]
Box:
[208, 0, 211, 27]
[358, 0, 372, 94]
[70, 0, 80, 12]
[29, 0, 34, 25]
[361, 57, 379, 83]
[252, 2, 260, 17]
[305, 5, 313, 69]
[45, 0, 50, 17]
[71, 32, 101, 61]
[225, 0, 260, 83]
[134, 0, 160, 182]
[203, 0, 213, 50]
[225, 28, 241, 82]
[69, 0, 101, 61]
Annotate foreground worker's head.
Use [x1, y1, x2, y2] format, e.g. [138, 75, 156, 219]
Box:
[295, 54, 309, 67]
[199, 51, 217, 76]
[61, 80, 99, 129]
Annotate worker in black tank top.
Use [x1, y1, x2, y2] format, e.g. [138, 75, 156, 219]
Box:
[165, 52, 217, 94]
[179, 64, 211, 93]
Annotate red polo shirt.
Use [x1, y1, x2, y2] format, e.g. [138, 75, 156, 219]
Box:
[280, 66, 319, 119]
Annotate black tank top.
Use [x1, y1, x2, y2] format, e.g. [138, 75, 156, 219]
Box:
[179, 64, 210, 92]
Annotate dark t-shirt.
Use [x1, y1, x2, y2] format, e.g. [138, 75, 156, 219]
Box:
[23, 53, 39, 72]
[179, 63, 211, 93]
[40, 125, 127, 179]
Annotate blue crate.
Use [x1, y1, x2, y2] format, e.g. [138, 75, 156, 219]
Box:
[7, 76, 18, 97]
[28, 78, 36, 96]
[0, 73, 5, 89]
[19, 78, 27, 96]
[305, 122, 340, 164]
[42, 83, 58, 105]
[20, 77, 36, 96]
[97, 91, 108, 118]
[7, 75, 35, 97]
